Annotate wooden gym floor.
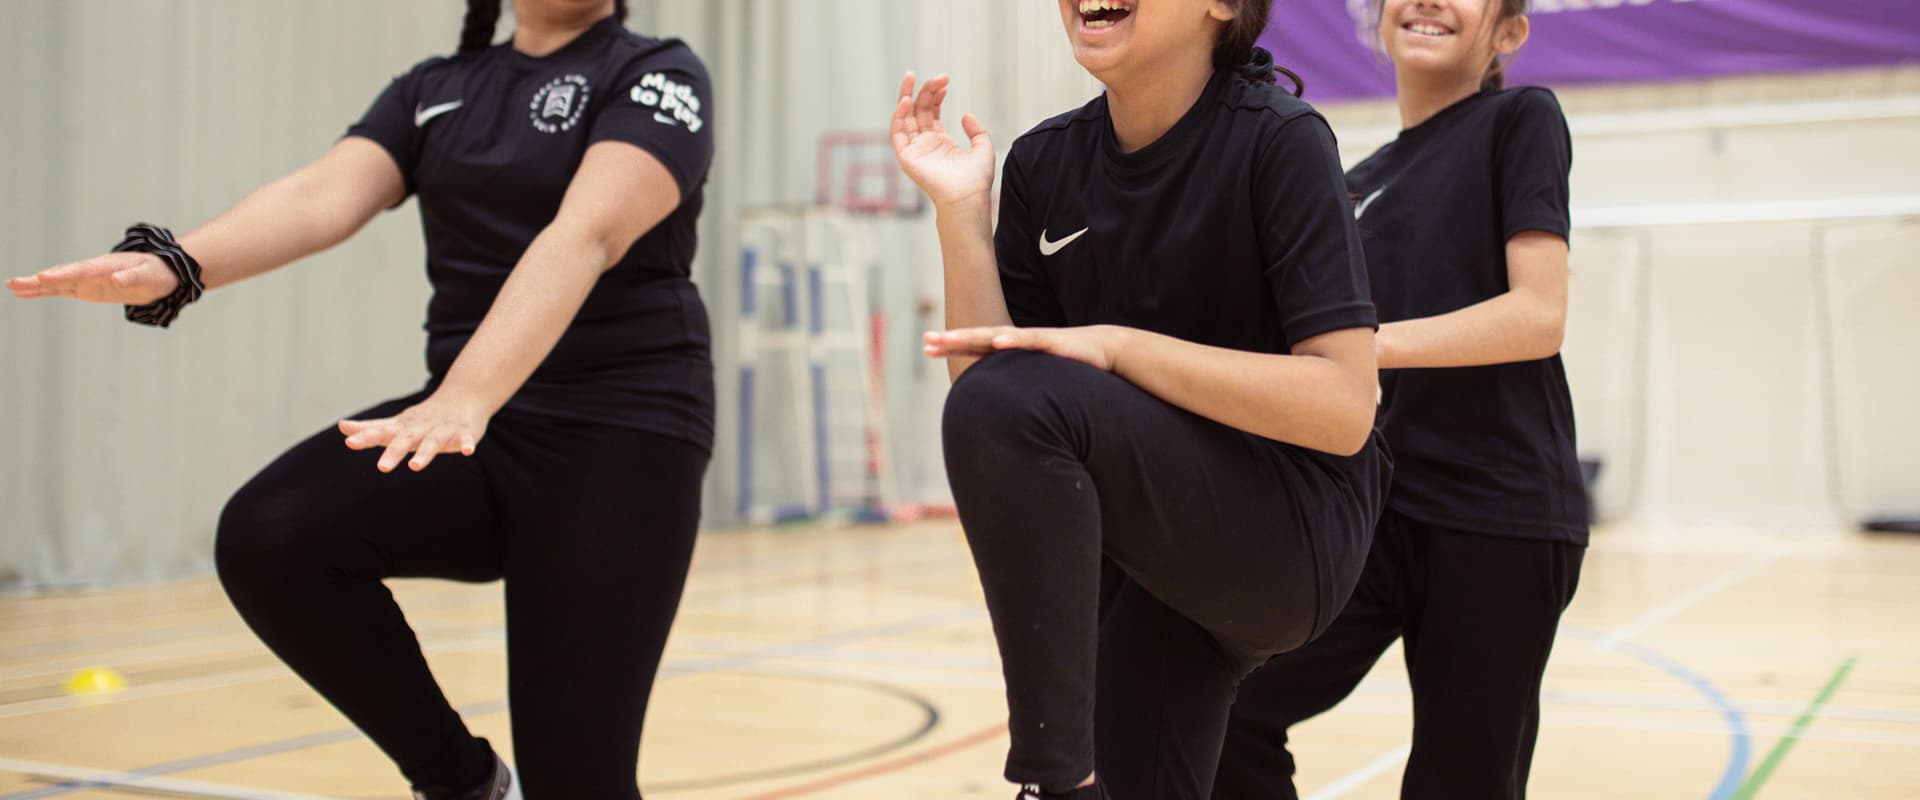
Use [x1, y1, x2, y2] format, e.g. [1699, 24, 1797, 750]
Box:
[1, 520, 1916, 799]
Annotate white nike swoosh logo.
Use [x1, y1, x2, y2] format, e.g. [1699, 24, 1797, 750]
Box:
[1038, 227, 1089, 257]
[653, 112, 679, 126]
[1354, 187, 1386, 220]
[414, 100, 464, 128]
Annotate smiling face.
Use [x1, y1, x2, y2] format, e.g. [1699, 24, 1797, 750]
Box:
[1059, 0, 1237, 83]
[1377, 0, 1528, 87]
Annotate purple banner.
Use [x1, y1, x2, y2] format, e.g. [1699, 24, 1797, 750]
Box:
[1261, 0, 1920, 102]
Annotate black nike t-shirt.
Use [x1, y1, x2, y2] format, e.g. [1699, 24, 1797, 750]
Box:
[995, 69, 1390, 635]
[1345, 87, 1587, 544]
[347, 18, 715, 450]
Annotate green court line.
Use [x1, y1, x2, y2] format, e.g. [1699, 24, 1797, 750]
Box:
[1730, 655, 1858, 799]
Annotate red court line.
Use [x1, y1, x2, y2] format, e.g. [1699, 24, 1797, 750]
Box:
[739, 720, 1010, 799]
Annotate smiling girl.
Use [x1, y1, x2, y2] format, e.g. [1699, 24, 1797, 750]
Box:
[891, 1, 1391, 798]
[1214, 2, 1585, 798]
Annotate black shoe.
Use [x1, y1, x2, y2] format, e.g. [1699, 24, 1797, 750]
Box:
[412, 742, 519, 800]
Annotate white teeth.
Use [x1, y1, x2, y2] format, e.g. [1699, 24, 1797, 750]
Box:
[1078, 0, 1128, 16]
[1408, 23, 1449, 35]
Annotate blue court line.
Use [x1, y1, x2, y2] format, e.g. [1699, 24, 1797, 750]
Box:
[1563, 625, 1752, 800]
[0, 608, 983, 800]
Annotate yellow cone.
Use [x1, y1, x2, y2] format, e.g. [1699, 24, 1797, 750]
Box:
[64, 666, 127, 696]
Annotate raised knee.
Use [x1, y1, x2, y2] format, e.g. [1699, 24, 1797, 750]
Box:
[214, 479, 326, 594]
[943, 351, 1099, 442]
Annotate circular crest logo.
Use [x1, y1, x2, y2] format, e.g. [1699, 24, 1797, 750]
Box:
[529, 74, 590, 134]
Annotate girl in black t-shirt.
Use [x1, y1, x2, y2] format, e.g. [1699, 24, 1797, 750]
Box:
[7, 2, 713, 798]
[1216, 2, 1585, 799]
[892, 1, 1391, 798]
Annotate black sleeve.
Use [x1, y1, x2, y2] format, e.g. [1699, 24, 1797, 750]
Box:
[589, 47, 715, 197]
[344, 58, 441, 199]
[992, 150, 1068, 328]
[1254, 115, 1377, 348]
[1495, 88, 1573, 241]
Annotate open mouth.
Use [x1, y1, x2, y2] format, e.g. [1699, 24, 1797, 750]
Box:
[1403, 20, 1456, 37]
[1079, 0, 1134, 30]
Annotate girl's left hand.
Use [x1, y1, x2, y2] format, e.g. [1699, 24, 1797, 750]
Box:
[338, 391, 492, 473]
[924, 325, 1129, 372]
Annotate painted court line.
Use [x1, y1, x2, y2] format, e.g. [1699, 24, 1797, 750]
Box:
[1594, 548, 1793, 651]
[1307, 548, 1782, 800]
[1303, 744, 1412, 800]
[0, 607, 982, 800]
[0, 530, 948, 663]
[0, 620, 491, 684]
[738, 720, 1010, 800]
[0, 605, 977, 720]
[0, 666, 292, 720]
[0, 758, 329, 800]
[1729, 656, 1857, 799]
[1541, 688, 1920, 726]
[0, 630, 519, 720]
[662, 608, 986, 676]
[1600, 638, 1751, 800]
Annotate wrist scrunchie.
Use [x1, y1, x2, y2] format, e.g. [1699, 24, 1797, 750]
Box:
[115, 223, 205, 328]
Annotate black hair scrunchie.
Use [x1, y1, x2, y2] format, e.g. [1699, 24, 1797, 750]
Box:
[1237, 46, 1306, 98]
[116, 223, 205, 328]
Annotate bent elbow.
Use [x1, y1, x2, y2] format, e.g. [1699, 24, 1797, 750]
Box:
[1534, 309, 1567, 360]
[1332, 420, 1372, 457]
[1325, 439, 1367, 458]
[1323, 396, 1376, 457]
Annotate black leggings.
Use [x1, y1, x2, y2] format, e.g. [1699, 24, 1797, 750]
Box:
[215, 391, 707, 799]
[1213, 510, 1585, 800]
[942, 351, 1387, 799]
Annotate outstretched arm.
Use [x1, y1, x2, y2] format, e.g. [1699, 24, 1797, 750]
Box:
[7, 137, 405, 303]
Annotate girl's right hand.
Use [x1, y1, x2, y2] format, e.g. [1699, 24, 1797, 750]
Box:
[891, 72, 996, 212]
[7, 252, 178, 305]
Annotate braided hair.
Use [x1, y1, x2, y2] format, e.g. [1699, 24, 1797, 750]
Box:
[460, 0, 630, 54]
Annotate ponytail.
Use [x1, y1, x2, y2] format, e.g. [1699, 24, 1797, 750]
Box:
[458, 0, 501, 54]
[1216, 1, 1306, 97]
[1481, 0, 1530, 90]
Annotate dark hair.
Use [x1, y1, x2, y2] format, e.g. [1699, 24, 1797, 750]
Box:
[460, 0, 630, 54]
[1480, 0, 1529, 90]
[1214, 0, 1305, 96]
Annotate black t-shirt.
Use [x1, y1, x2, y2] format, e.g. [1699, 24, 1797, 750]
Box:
[348, 18, 715, 450]
[1345, 87, 1587, 543]
[996, 69, 1390, 631]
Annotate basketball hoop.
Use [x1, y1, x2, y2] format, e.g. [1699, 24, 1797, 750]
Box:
[816, 132, 926, 216]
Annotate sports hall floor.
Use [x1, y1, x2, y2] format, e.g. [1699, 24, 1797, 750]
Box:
[2, 520, 1916, 799]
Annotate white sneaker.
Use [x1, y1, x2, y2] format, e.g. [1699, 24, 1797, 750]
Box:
[500, 764, 522, 800]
